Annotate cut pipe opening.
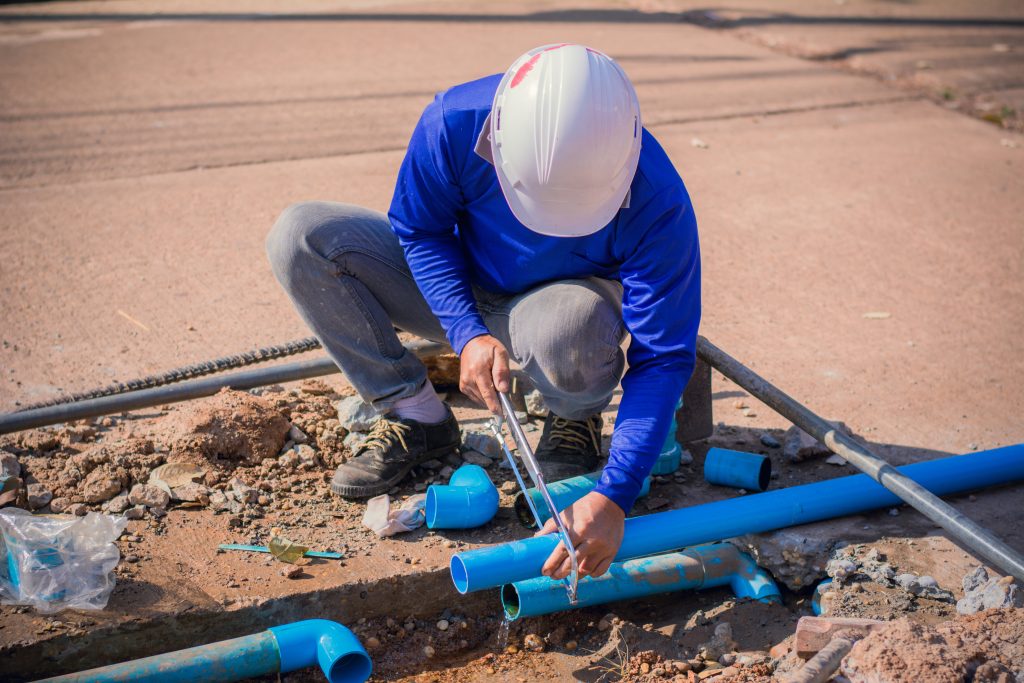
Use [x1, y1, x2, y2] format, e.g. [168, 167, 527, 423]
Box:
[513, 492, 534, 527]
[450, 555, 470, 594]
[755, 457, 771, 491]
[425, 488, 441, 529]
[501, 583, 521, 620]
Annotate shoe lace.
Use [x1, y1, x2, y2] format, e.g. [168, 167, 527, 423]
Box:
[361, 418, 411, 454]
[548, 415, 601, 453]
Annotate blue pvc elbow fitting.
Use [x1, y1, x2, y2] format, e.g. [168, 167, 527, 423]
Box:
[704, 448, 772, 492]
[270, 619, 371, 683]
[425, 464, 499, 530]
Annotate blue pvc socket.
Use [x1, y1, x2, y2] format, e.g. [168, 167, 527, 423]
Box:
[704, 447, 771, 492]
[425, 464, 499, 530]
[652, 399, 684, 475]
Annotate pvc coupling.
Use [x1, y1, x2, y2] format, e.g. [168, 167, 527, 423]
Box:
[704, 448, 772, 492]
[425, 464, 499, 530]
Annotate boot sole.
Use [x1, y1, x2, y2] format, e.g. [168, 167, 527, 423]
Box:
[330, 443, 460, 499]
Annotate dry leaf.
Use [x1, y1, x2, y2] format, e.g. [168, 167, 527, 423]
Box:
[150, 462, 205, 489]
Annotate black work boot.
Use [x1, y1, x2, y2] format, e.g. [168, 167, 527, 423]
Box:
[331, 407, 460, 498]
[534, 413, 603, 480]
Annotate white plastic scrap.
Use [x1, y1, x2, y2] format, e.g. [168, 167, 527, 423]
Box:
[0, 508, 127, 613]
[362, 494, 426, 537]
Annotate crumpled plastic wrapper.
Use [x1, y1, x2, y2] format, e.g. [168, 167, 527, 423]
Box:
[0, 508, 127, 613]
[362, 494, 426, 537]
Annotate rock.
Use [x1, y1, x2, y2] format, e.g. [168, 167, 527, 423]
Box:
[0, 451, 20, 478]
[172, 482, 210, 504]
[49, 496, 71, 513]
[81, 468, 124, 503]
[149, 506, 167, 518]
[679, 448, 695, 465]
[564, 640, 578, 651]
[365, 636, 380, 650]
[125, 505, 146, 520]
[524, 390, 549, 418]
[759, 434, 781, 449]
[229, 477, 259, 504]
[782, 423, 849, 463]
[335, 396, 380, 433]
[295, 444, 320, 470]
[104, 491, 131, 514]
[523, 633, 544, 652]
[699, 623, 737, 662]
[67, 503, 88, 516]
[825, 454, 846, 466]
[422, 645, 435, 658]
[461, 450, 493, 467]
[288, 425, 308, 444]
[281, 565, 304, 579]
[26, 484, 53, 510]
[956, 566, 1022, 615]
[278, 450, 299, 470]
[18, 431, 59, 452]
[421, 459, 443, 470]
[461, 431, 501, 459]
[499, 481, 518, 494]
[719, 653, 735, 666]
[436, 619, 449, 631]
[129, 484, 170, 509]
[828, 558, 859, 583]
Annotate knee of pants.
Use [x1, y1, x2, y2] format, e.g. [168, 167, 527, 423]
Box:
[265, 201, 329, 290]
[527, 325, 625, 400]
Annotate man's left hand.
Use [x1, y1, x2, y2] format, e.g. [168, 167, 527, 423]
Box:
[535, 491, 625, 580]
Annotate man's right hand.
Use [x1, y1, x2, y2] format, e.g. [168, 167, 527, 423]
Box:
[459, 335, 511, 414]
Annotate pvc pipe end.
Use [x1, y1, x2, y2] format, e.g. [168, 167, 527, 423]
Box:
[450, 554, 470, 594]
[513, 492, 538, 528]
[501, 583, 521, 620]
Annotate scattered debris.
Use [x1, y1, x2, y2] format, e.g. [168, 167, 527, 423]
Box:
[335, 396, 380, 433]
[956, 566, 1023, 615]
[362, 493, 426, 537]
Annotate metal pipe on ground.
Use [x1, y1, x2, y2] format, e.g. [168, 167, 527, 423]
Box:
[450, 444, 1024, 594]
[501, 542, 779, 620]
[35, 619, 371, 683]
[695, 336, 1024, 582]
[0, 341, 448, 435]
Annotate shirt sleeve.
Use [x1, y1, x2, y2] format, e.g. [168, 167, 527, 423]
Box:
[592, 186, 702, 513]
[388, 97, 490, 354]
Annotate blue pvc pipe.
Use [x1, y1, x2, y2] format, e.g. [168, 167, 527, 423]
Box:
[651, 399, 684, 475]
[704, 448, 772, 492]
[501, 542, 780, 620]
[36, 619, 371, 683]
[514, 471, 652, 528]
[425, 464, 499, 529]
[450, 444, 1024, 594]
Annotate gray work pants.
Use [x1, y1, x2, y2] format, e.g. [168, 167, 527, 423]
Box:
[266, 201, 626, 420]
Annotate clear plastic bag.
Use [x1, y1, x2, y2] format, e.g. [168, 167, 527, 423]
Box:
[0, 508, 127, 613]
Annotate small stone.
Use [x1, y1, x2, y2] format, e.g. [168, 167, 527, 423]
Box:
[421, 459, 443, 470]
[499, 481, 518, 494]
[640, 662, 651, 674]
[172, 482, 210, 505]
[564, 640, 578, 651]
[888, 507, 900, 516]
[742, 409, 756, 418]
[125, 505, 146, 520]
[82, 469, 123, 503]
[436, 619, 449, 631]
[597, 615, 613, 631]
[280, 565, 304, 579]
[335, 396, 380, 433]
[0, 451, 20, 478]
[679, 448, 694, 465]
[125, 554, 139, 563]
[229, 477, 259, 505]
[288, 425, 308, 444]
[365, 636, 380, 649]
[759, 434, 781, 448]
[104, 492, 131, 514]
[67, 503, 88, 516]
[505, 645, 518, 654]
[128, 483, 170, 509]
[673, 661, 692, 673]
[148, 506, 167, 518]
[461, 430, 501, 459]
[26, 484, 53, 510]
[423, 645, 435, 658]
[295, 444, 320, 470]
[825, 454, 846, 466]
[523, 633, 544, 652]
[343, 431, 367, 452]
[719, 653, 735, 666]
[461, 450, 493, 467]
[524, 389, 549, 418]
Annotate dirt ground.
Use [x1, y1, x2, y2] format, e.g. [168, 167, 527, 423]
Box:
[2, 0, 1023, 681]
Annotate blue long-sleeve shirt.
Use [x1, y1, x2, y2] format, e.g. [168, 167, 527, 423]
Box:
[388, 74, 701, 513]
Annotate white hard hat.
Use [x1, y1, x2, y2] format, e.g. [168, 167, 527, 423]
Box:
[490, 44, 642, 237]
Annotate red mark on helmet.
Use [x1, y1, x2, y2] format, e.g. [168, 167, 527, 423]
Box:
[510, 43, 572, 88]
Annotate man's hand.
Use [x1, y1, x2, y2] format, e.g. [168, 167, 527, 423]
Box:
[459, 335, 511, 414]
[536, 491, 625, 580]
